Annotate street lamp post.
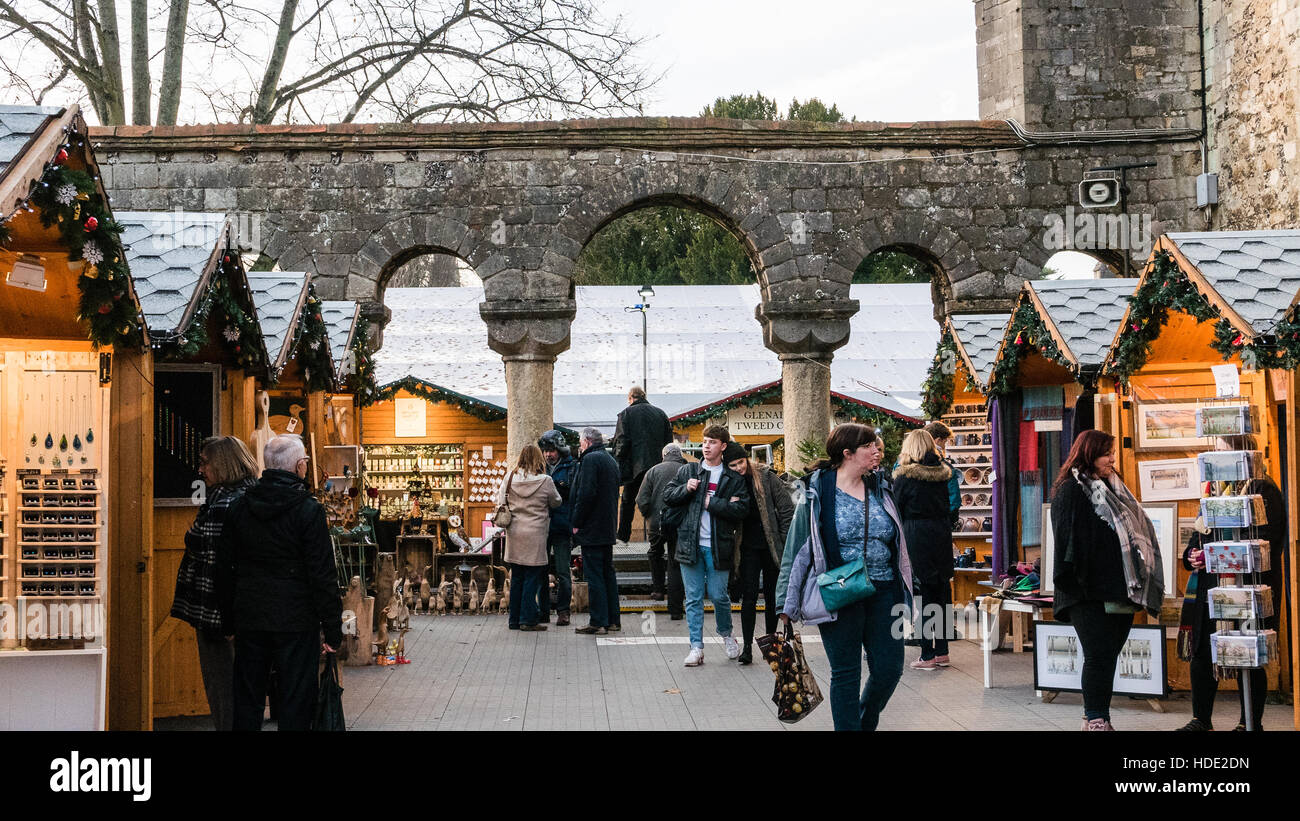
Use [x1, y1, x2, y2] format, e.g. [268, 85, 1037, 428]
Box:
[625, 284, 654, 393]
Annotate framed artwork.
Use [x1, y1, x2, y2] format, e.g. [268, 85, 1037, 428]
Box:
[1136, 457, 1200, 502]
[1133, 400, 1203, 451]
[1033, 622, 1168, 696]
[1041, 501, 1177, 595]
[1140, 501, 1179, 596]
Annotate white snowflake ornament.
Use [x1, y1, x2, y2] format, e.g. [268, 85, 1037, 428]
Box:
[222, 326, 241, 342]
[81, 242, 104, 265]
[56, 184, 77, 206]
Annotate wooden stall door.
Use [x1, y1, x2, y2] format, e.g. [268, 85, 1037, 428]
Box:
[151, 379, 256, 719]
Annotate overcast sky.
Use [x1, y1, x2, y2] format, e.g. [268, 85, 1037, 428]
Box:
[605, 0, 980, 120]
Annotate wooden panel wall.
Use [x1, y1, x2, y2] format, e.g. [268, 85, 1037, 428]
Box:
[108, 344, 154, 731]
[361, 390, 508, 445]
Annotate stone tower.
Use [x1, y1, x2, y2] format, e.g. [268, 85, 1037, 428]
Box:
[975, 0, 1203, 132]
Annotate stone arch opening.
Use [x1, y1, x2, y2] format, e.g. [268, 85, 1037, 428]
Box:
[1040, 249, 1124, 279]
[854, 243, 952, 319]
[381, 246, 483, 290]
[572, 194, 763, 289]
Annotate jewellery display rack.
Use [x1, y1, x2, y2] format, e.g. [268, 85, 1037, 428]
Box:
[364, 443, 465, 519]
[15, 469, 101, 600]
[1195, 397, 1270, 730]
[944, 402, 994, 540]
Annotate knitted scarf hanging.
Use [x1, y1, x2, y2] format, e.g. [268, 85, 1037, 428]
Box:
[1023, 386, 1064, 421]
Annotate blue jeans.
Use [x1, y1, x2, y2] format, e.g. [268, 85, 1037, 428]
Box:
[818, 582, 904, 731]
[680, 543, 732, 648]
[509, 564, 547, 627]
[550, 537, 573, 614]
[581, 545, 621, 628]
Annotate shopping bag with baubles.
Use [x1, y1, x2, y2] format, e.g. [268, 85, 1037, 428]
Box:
[756, 621, 824, 723]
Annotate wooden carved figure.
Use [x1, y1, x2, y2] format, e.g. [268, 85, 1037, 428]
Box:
[468, 580, 479, 614]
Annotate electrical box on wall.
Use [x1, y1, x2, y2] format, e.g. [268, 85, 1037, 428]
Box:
[1197, 173, 1219, 207]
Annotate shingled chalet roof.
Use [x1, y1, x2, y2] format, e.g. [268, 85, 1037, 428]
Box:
[1164, 231, 1300, 335]
[119, 211, 229, 335]
[1026, 279, 1138, 369]
[948, 313, 1011, 389]
[246, 272, 310, 372]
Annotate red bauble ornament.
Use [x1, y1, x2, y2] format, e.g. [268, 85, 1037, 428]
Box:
[1232, 334, 1243, 346]
[223, 254, 231, 263]
[1014, 332, 1023, 345]
[55, 148, 68, 163]
[84, 216, 98, 231]
[96, 303, 112, 315]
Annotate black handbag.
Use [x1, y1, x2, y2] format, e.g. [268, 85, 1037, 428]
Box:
[313, 653, 346, 732]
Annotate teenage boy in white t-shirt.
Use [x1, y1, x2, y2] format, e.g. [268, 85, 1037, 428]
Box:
[662, 425, 750, 667]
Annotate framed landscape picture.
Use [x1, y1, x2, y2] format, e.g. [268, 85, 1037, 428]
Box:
[1136, 457, 1200, 502]
[1133, 400, 1203, 451]
[1033, 622, 1168, 696]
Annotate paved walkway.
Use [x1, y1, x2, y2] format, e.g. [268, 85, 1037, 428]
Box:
[320, 612, 1293, 732]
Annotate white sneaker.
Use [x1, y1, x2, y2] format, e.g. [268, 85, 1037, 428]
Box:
[724, 636, 741, 660]
[683, 647, 705, 667]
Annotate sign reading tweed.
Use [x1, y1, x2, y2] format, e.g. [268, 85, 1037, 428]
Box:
[728, 405, 784, 435]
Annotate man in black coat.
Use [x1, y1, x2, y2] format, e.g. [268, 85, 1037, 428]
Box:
[570, 427, 623, 635]
[613, 386, 674, 544]
[219, 434, 343, 731]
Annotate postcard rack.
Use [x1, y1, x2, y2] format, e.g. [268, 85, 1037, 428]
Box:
[1194, 397, 1274, 729]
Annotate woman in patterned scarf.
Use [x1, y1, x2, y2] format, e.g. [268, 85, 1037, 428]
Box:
[171, 436, 259, 731]
[1049, 429, 1163, 731]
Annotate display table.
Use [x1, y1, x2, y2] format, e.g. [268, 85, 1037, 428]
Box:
[978, 595, 1053, 689]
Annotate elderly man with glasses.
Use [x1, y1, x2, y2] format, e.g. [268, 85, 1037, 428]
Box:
[219, 434, 343, 731]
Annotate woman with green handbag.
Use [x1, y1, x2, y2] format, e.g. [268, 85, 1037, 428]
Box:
[775, 423, 913, 731]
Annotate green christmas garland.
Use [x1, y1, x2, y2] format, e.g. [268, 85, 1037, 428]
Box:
[1108, 251, 1221, 382]
[671, 382, 784, 428]
[920, 330, 958, 419]
[346, 316, 381, 406]
[156, 257, 268, 373]
[1, 131, 144, 348]
[986, 300, 1068, 397]
[372, 376, 508, 422]
[295, 285, 335, 392]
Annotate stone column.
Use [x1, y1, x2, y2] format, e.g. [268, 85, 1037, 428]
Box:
[756, 296, 858, 473]
[503, 355, 556, 462]
[480, 295, 576, 463]
[780, 353, 833, 470]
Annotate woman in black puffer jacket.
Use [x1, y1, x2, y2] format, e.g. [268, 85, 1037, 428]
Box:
[892, 429, 955, 670]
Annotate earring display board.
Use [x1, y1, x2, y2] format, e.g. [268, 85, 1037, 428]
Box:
[0, 348, 109, 651]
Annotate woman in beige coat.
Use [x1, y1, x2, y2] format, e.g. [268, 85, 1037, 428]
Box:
[496, 444, 562, 630]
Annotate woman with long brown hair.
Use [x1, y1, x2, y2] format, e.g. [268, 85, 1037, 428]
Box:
[496, 443, 562, 631]
[1050, 429, 1164, 730]
[171, 435, 260, 731]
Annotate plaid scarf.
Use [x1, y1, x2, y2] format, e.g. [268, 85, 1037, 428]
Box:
[1074, 468, 1165, 616]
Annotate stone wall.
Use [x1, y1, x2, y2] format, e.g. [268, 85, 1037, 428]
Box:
[977, 0, 1202, 131]
[93, 120, 1199, 327]
[1204, 0, 1300, 230]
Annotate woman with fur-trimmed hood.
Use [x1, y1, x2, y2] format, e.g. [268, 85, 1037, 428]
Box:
[892, 429, 955, 670]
